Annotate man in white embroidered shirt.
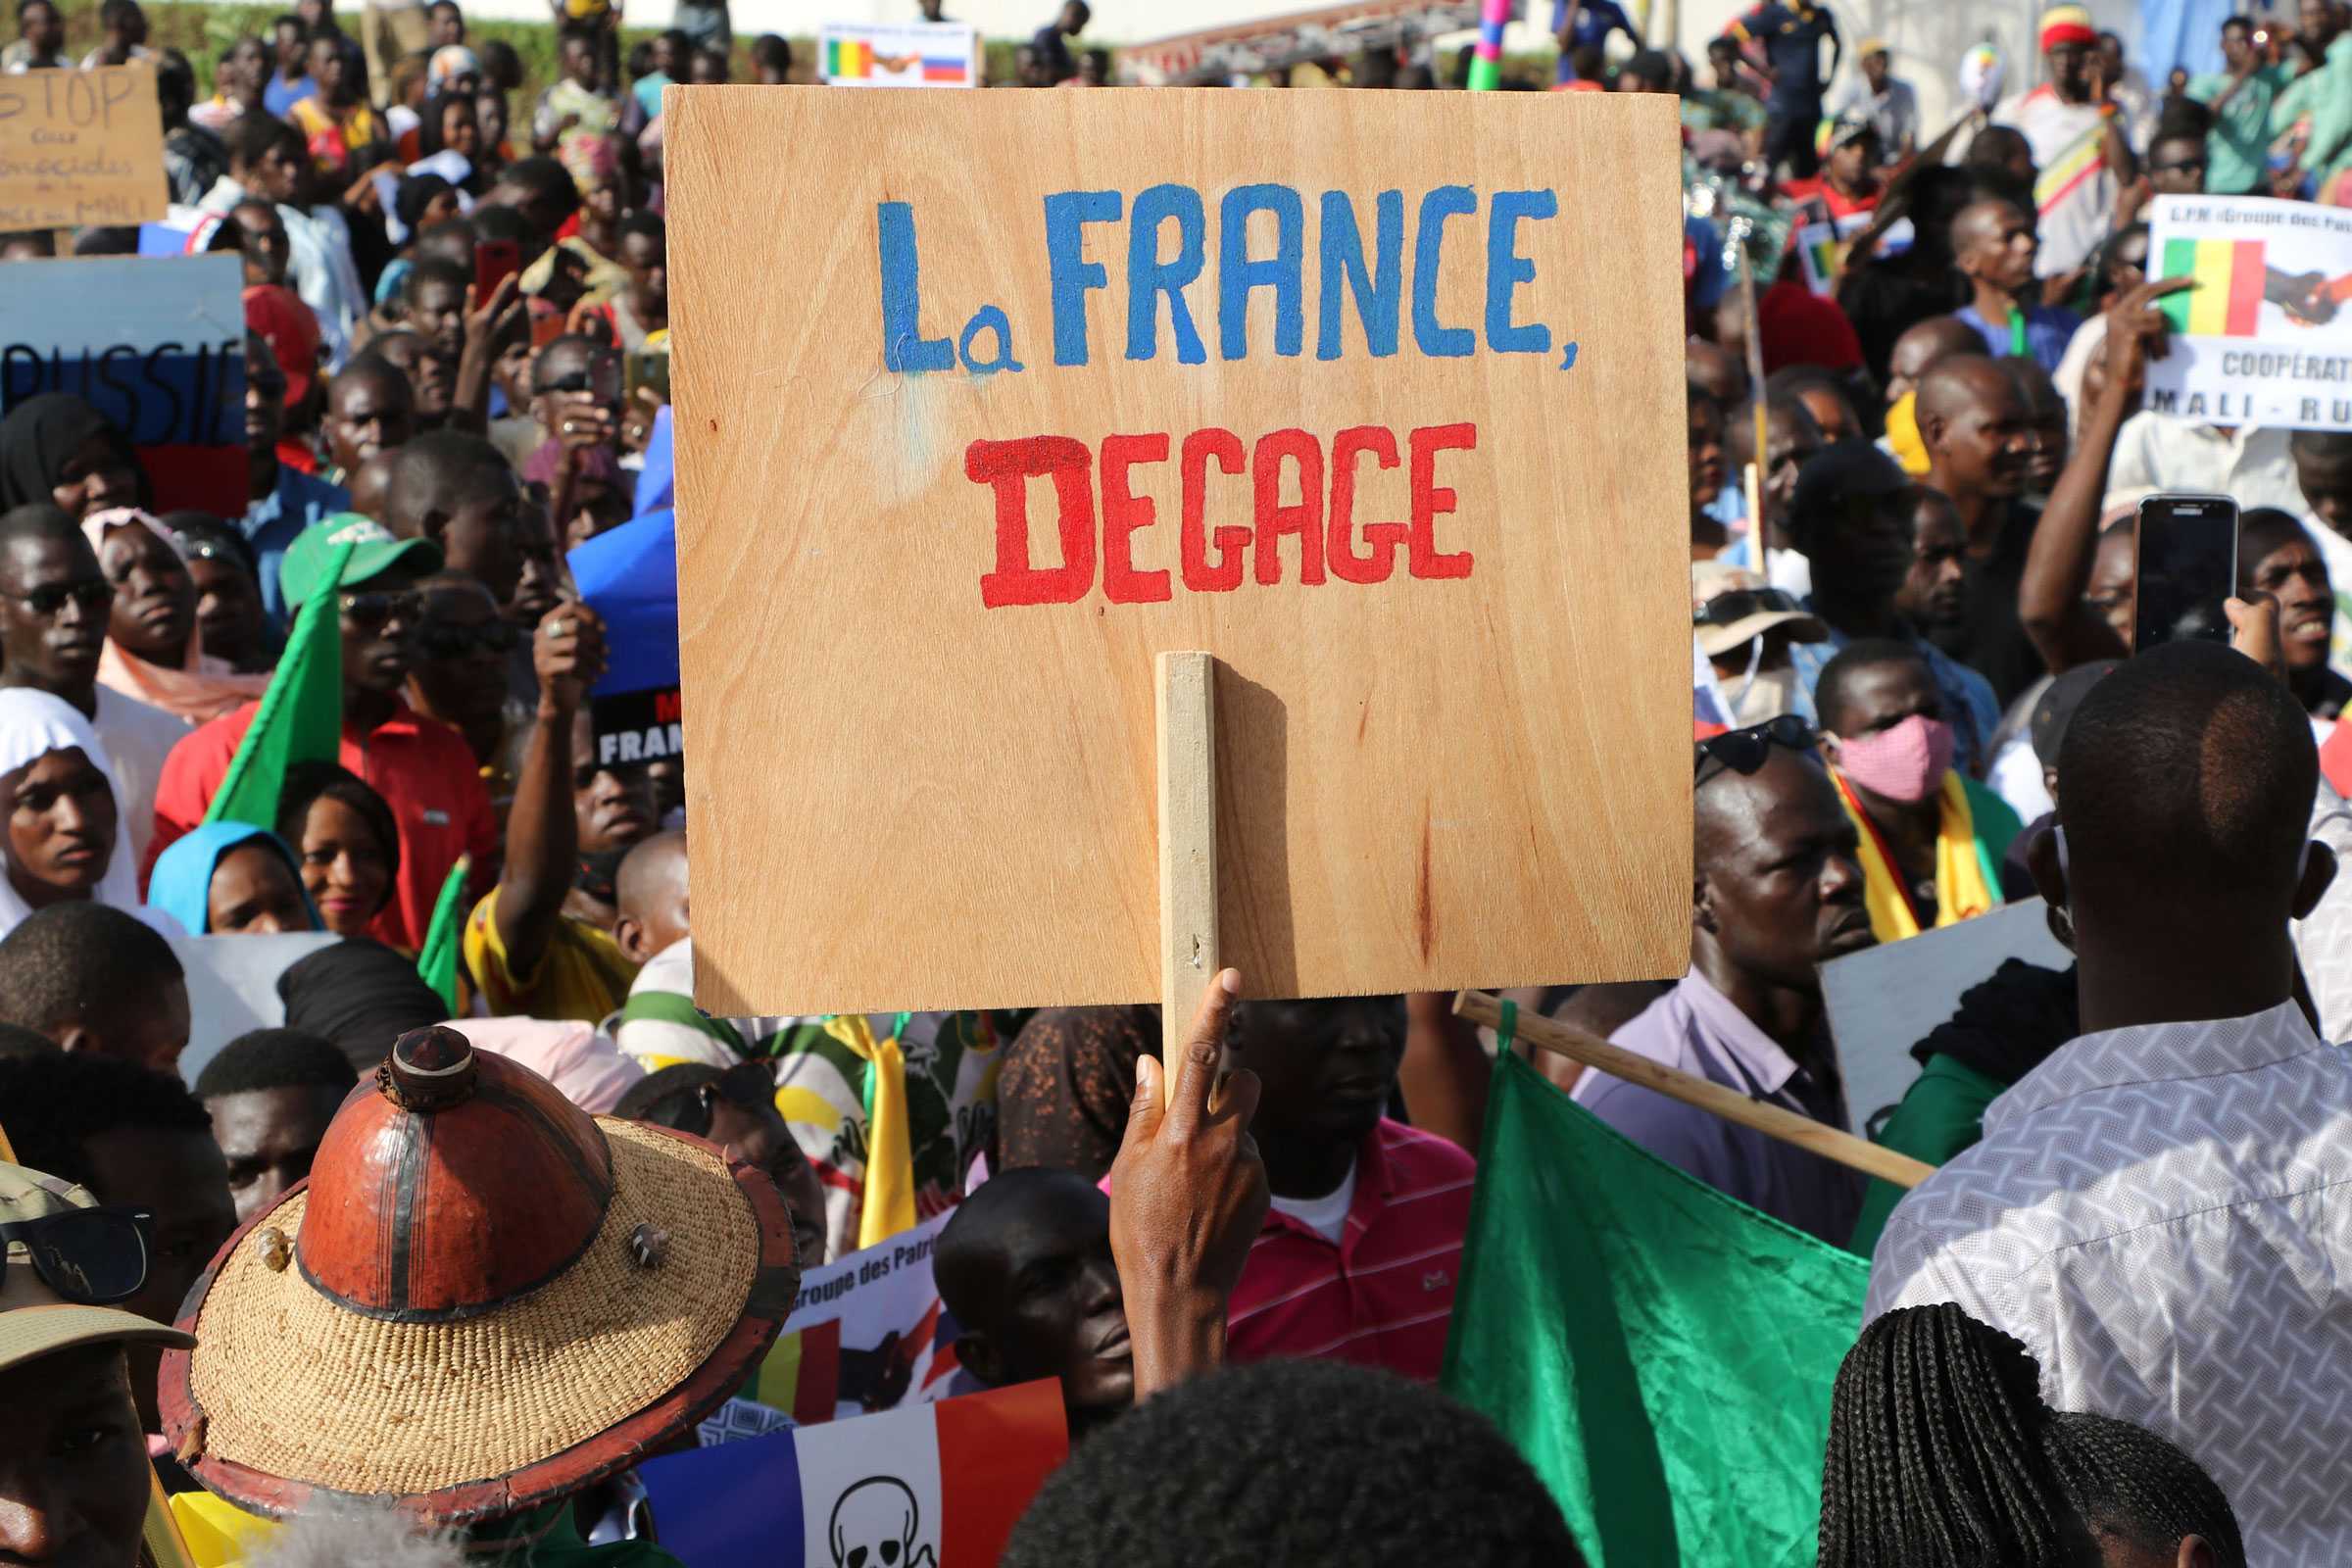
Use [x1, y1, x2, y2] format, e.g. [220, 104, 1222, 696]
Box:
[1865, 636, 2352, 1567]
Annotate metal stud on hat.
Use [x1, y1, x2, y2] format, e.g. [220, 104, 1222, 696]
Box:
[160, 1026, 802, 1526]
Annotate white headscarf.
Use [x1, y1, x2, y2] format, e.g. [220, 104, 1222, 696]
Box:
[0, 688, 177, 940]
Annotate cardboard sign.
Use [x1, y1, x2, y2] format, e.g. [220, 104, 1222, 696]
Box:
[1819, 898, 2072, 1132]
[0, 64, 167, 230]
[817, 21, 979, 87]
[2146, 194, 2352, 432]
[0, 254, 247, 515]
[667, 90, 1692, 1016]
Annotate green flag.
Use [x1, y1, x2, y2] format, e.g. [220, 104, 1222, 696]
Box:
[416, 855, 471, 1012]
[204, 542, 354, 830]
[1442, 1051, 1869, 1567]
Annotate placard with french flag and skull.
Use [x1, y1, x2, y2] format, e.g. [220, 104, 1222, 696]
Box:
[638, 1379, 1066, 1568]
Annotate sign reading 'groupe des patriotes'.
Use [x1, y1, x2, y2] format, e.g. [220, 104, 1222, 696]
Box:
[0, 64, 167, 231]
[667, 89, 1693, 1017]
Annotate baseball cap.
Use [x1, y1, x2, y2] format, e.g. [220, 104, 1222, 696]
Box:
[1816, 108, 1880, 157]
[1692, 561, 1827, 657]
[0, 1161, 193, 1376]
[278, 514, 444, 608]
[1857, 36, 1889, 58]
[2031, 659, 2121, 769]
[242, 284, 322, 413]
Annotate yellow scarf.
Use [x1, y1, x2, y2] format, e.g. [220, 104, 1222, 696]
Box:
[821, 1013, 916, 1249]
[1885, 391, 1933, 476]
[1833, 769, 1998, 942]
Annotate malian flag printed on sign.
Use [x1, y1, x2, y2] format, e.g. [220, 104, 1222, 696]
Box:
[639, 1380, 1068, 1568]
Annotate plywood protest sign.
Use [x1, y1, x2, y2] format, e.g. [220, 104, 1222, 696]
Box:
[2147, 194, 2352, 432]
[817, 20, 979, 86]
[0, 64, 167, 230]
[0, 254, 247, 515]
[667, 89, 1691, 1016]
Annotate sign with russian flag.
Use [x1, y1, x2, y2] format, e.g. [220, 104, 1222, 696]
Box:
[0, 253, 248, 514]
[642, 1380, 1067, 1568]
[2146, 194, 2352, 432]
[818, 21, 979, 88]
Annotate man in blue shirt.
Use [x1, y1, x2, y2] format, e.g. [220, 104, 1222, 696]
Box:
[1727, 0, 1838, 177]
[1949, 197, 2081, 375]
[238, 331, 347, 633]
[1550, 0, 1635, 84]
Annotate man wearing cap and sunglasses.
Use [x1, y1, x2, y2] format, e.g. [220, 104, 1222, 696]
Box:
[146, 516, 496, 954]
[1572, 718, 1876, 1246]
[0, 1159, 197, 1568]
[1693, 561, 1829, 727]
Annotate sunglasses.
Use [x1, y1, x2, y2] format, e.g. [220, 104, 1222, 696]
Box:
[1694, 587, 1802, 628]
[699, 1058, 776, 1110]
[339, 590, 424, 629]
[0, 1205, 152, 1304]
[415, 618, 521, 660]
[0, 579, 112, 617]
[1694, 715, 1819, 787]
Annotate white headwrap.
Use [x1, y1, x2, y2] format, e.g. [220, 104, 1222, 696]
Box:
[0, 688, 177, 940]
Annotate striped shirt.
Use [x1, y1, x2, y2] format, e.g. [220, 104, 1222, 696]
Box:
[1225, 1119, 1476, 1382]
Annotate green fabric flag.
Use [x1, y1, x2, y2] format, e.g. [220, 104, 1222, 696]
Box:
[203, 542, 354, 830]
[416, 854, 471, 1011]
[1442, 1052, 1869, 1567]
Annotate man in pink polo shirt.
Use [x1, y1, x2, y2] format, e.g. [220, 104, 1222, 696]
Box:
[1220, 996, 1475, 1382]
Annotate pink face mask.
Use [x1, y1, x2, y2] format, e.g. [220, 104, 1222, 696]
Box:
[1832, 713, 1954, 804]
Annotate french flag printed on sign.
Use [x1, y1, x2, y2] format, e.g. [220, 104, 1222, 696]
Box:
[639, 1380, 1067, 1568]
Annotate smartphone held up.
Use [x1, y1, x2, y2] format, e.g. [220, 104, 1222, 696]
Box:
[2132, 493, 2238, 654]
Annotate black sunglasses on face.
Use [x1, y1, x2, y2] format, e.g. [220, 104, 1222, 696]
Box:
[0, 1205, 152, 1304]
[0, 579, 113, 616]
[1693, 587, 1803, 628]
[1694, 715, 1820, 787]
[339, 590, 424, 629]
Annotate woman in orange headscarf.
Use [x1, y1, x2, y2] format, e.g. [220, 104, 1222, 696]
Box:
[82, 510, 270, 725]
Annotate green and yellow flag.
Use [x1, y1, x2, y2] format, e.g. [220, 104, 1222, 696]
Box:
[1442, 1051, 1869, 1566]
[204, 542, 353, 831]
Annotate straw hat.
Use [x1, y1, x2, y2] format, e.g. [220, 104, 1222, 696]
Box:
[159, 1027, 800, 1526]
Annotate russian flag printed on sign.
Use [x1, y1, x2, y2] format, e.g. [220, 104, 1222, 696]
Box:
[639, 1380, 1068, 1568]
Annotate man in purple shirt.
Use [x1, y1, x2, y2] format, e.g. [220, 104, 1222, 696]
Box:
[1575, 721, 1877, 1246]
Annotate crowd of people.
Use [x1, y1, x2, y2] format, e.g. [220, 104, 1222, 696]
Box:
[5, 0, 2352, 1563]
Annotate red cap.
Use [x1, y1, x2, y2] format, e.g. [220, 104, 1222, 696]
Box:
[242, 283, 322, 412]
[1759, 274, 1863, 375]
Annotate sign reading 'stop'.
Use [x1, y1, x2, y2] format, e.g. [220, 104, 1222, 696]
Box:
[666, 87, 1694, 1018]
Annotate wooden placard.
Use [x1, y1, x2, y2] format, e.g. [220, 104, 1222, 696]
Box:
[0, 65, 168, 231]
[666, 87, 1692, 1016]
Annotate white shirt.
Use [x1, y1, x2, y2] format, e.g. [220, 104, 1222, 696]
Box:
[1831, 75, 1919, 155]
[90, 685, 190, 869]
[1269, 1163, 1357, 1245]
[1866, 1001, 2352, 1567]
[2102, 414, 2307, 516]
[2298, 783, 2352, 1046]
[1992, 84, 2118, 277]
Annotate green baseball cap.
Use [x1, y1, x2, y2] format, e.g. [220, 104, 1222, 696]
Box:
[0, 1161, 194, 1375]
[277, 514, 444, 608]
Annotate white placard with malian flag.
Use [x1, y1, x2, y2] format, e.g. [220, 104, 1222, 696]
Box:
[818, 20, 979, 87]
[2146, 194, 2352, 432]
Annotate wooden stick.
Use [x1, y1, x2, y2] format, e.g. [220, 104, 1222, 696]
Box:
[1452, 989, 1936, 1190]
[1156, 652, 1219, 1107]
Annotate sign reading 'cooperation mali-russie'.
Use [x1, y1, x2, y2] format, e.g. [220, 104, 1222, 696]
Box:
[666, 88, 1693, 1017]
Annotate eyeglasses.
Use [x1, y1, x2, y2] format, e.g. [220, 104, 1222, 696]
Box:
[338, 590, 423, 628]
[415, 618, 521, 660]
[1694, 715, 1819, 787]
[1693, 587, 1803, 628]
[0, 579, 113, 617]
[0, 1205, 152, 1304]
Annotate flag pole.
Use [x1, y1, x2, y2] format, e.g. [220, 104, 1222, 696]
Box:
[1156, 652, 1219, 1109]
[1453, 989, 1936, 1189]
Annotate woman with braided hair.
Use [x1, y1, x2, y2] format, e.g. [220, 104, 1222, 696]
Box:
[1818, 1302, 2242, 1568]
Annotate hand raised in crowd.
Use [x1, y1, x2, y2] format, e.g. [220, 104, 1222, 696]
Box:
[1107, 967, 1269, 1401]
[2095, 275, 2192, 406]
[2225, 593, 2285, 683]
[533, 600, 607, 712]
[620, 385, 663, 455]
[552, 393, 618, 466]
[465, 273, 526, 359]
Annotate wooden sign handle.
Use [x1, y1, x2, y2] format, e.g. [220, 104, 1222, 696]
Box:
[1452, 989, 1936, 1191]
[1157, 652, 1220, 1106]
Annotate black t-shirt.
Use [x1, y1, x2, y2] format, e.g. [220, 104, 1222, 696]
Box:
[1737, 1, 1838, 105]
[1956, 500, 2045, 710]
